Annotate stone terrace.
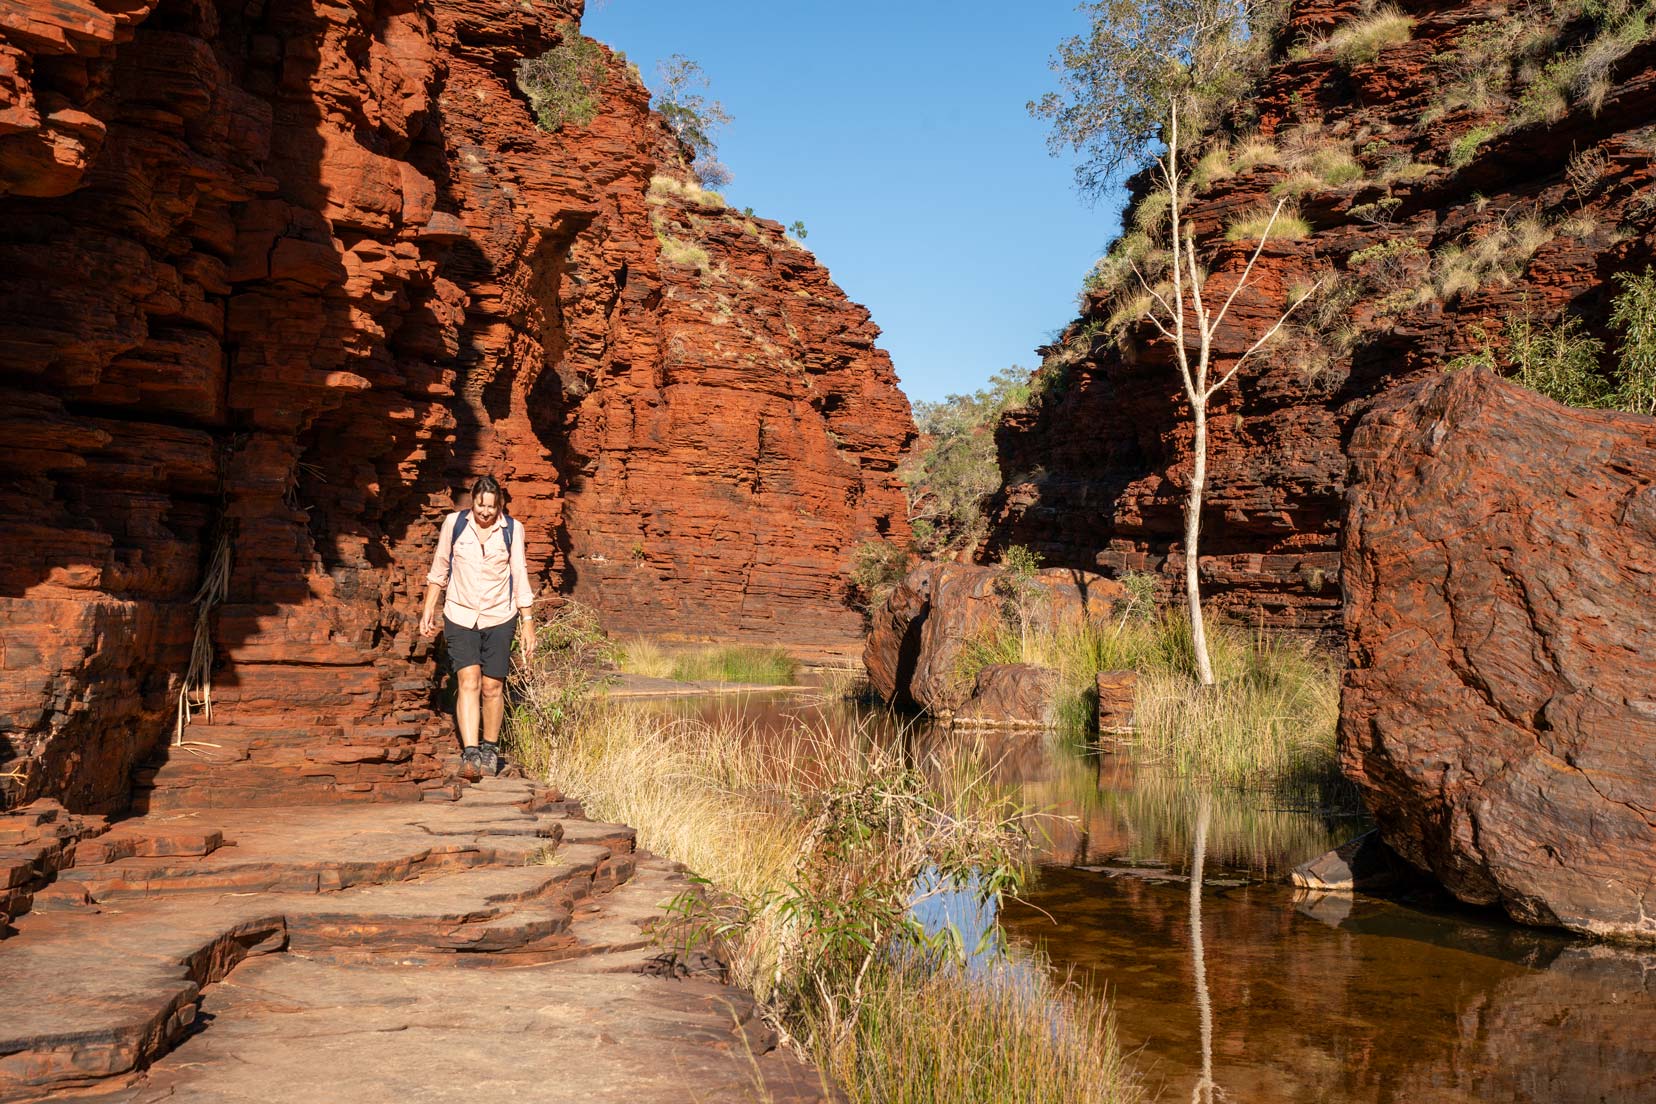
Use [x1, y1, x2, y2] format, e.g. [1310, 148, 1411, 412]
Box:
[0, 778, 830, 1102]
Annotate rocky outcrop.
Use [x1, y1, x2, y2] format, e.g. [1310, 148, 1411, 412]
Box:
[986, 0, 1656, 634]
[1341, 367, 1656, 941]
[863, 563, 1124, 715]
[0, 0, 911, 813]
[559, 181, 912, 642]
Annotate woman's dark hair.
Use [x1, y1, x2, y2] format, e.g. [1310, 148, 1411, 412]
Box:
[469, 474, 504, 508]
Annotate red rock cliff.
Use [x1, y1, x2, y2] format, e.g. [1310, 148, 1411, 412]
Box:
[0, 0, 913, 813]
[986, 0, 1656, 634]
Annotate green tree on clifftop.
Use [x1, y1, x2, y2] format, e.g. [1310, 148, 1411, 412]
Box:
[654, 55, 734, 188]
[1030, 0, 1281, 199]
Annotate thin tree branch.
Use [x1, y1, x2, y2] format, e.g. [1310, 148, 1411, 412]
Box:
[1203, 277, 1324, 399]
[1210, 196, 1289, 334]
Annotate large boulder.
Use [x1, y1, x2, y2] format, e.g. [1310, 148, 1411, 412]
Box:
[1341, 366, 1656, 941]
[863, 563, 1124, 714]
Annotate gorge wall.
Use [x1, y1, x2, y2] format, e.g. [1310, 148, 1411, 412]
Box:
[0, 0, 912, 813]
[985, 0, 1656, 634]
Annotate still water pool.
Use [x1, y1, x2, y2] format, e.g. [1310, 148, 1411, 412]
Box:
[636, 689, 1656, 1104]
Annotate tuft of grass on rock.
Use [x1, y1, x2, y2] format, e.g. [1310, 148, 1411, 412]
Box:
[655, 231, 711, 271]
[1325, 8, 1415, 68]
[1224, 205, 1311, 242]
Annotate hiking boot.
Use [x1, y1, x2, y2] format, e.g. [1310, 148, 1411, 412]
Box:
[457, 745, 485, 782]
[479, 741, 502, 778]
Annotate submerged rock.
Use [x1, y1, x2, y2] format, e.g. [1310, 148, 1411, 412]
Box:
[1341, 367, 1656, 942]
[1291, 830, 1411, 894]
[863, 563, 1124, 715]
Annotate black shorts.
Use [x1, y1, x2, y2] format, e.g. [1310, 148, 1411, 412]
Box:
[443, 614, 517, 680]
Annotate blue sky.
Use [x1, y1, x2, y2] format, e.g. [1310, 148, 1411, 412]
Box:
[583, 0, 1123, 407]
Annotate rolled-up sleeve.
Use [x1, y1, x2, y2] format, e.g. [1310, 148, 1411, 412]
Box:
[511, 521, 535, 609]
[427, 512, 456, 586]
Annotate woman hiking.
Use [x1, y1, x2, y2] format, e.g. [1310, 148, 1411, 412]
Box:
[419, 475, 536, 780]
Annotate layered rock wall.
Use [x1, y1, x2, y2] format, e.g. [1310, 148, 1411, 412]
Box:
[987, 0, 1656, 634]
[0, 0, 912, 813]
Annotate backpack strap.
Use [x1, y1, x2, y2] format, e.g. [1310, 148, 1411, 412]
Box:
[449, 509, 516, 605]
[504, 515, 515, 605]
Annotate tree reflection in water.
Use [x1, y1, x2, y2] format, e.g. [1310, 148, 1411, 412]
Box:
[1189, 790, 1217, 1104]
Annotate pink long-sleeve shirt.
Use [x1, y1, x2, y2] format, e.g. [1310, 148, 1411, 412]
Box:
[426, 511, 535, 629]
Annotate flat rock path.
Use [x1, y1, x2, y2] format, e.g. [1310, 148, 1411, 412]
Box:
[0, 778, 831, 1103]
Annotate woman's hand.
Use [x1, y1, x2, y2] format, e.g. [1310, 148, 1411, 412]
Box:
[518, 616, 536, 661]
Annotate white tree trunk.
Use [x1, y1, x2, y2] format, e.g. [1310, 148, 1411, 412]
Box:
[1186, 403, 1215, 686]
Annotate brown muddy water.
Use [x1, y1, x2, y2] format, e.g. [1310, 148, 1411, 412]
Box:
[638, 689, 1656, 1104]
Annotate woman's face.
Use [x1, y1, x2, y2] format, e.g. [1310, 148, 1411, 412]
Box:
[471, 491, 500, 528]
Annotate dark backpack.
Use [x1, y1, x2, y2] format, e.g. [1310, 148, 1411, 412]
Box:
[451, 510, 516, 603]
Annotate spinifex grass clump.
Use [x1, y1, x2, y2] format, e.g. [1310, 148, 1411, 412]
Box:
[668, 644, 799, 684]
[506, 633, 1137, 1104]
[616, 636, 675, 679]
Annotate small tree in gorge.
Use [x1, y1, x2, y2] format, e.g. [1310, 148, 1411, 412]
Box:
[654, 55, 733, 188]
[1034, 0, 1315, 686]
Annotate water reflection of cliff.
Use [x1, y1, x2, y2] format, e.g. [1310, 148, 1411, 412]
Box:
[1010, 866, 1656, 1104]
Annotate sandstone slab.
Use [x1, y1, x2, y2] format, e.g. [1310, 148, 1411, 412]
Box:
[0, 779, 827, 1102]
[1094, 670, 1138, 735]
[1341, 367, 1656, 941]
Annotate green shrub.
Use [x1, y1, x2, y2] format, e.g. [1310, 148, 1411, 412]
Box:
[515, 29, 607, 132]
[902, 367, 1030, 557]
[850, 540, 913, 615]
[1610, 266, 1656, 414]
[1448, 123, 1498, 167]
[1509, 311, 1614, 407]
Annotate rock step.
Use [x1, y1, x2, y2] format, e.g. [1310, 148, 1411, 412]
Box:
[57, 804, 604, 902]
[0, 791, 641, 1099]
[0, 800, 109, 935]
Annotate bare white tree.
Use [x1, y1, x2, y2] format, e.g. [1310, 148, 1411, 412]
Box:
[1035, 0, 1319, 685]
[1130, 103, 1318, 686]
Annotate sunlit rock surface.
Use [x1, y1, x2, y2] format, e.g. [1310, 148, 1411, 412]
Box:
[1342, 367, 1656, 941]
[0, 0, 912, 812]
